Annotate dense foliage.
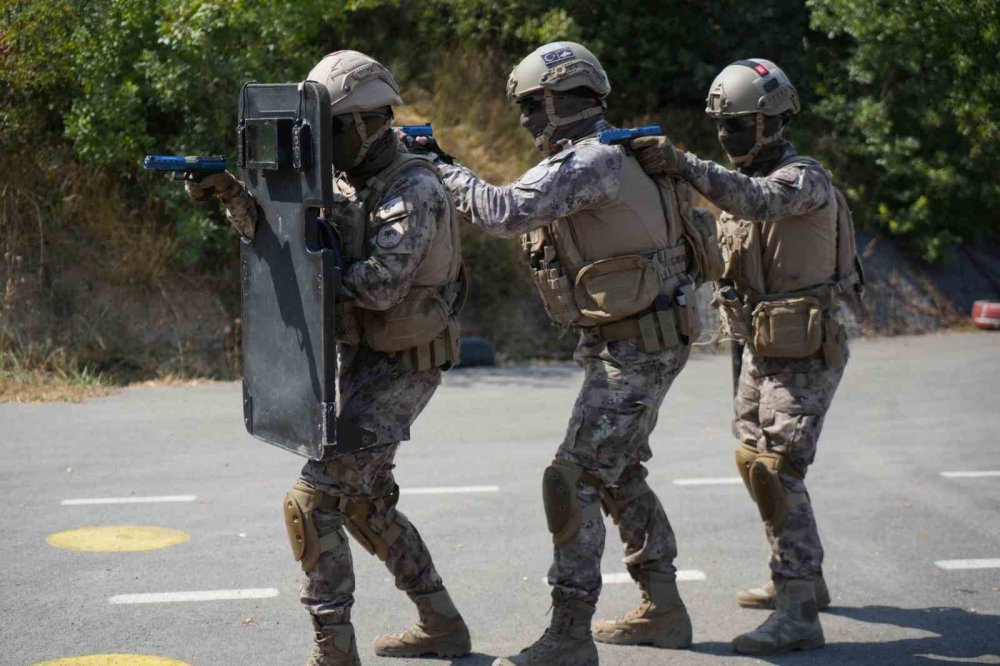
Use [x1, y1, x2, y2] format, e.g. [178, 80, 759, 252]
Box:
[1, 0, 997, 375]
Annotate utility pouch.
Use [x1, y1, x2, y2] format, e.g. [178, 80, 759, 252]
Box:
[682, 207, 725, 284]
[714, 287, 752, 343]
[574, 255, 660, 323]
[822, 317, 847, 370]
[675, 284, 701, 343]
[638, 302, 682, 352]
[336, 302, 362, 346]
[330, 195, 368, 262]
[361, 287, 449, 352]
[720, 216, 766, 297]
[752, 297, 824, 359]
[530, 260, 580, 327]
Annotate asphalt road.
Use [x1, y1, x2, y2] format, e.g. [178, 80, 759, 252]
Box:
[1, 332, 998, 666]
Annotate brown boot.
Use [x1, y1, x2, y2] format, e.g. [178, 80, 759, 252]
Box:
[493, 589, 598, 666]
[732, 577, 825, 655]
[592, 571, 692, 649]
[306, 618, 361, 666]
[373, 589, 471, 658]
[736, 575, 830, 610]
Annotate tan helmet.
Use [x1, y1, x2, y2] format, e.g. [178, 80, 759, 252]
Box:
[307, 50, 403, 168]
[506, 42, 610, 151]
[704, 58, 800, 164]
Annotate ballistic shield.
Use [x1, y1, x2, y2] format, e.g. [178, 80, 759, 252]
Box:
[238, 81, 375, 460]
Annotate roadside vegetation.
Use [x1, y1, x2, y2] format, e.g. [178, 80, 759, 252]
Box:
[1, 0, 997, 400]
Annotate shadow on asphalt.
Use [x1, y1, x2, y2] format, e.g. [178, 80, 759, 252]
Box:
[448, 653, 497, 665]
[691, 605, 1000, 664]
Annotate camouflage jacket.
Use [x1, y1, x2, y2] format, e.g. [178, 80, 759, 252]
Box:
[678, 145, 831, 221]
[336, 165, 451, 311]
[437, 139, 622, 237]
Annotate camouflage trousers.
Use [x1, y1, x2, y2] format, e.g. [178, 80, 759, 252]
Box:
[294, 345, 444, 626]
[550, 333, 691, 604]
[734, 341, 848, 579]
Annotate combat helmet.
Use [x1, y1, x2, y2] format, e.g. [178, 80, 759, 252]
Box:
[307, 50, 403, 168]
[506, 42, 611, 151]
[704, 58, 800, 165]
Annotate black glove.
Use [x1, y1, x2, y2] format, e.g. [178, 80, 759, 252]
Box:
[402, 134, 454, 165]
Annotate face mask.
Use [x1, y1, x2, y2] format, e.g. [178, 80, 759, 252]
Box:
[718, 127, 757, 159]
[331, 114, 363, 172]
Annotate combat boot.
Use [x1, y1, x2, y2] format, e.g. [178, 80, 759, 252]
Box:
[592, 571, 692, 648]
[306, 618, 361, 666]
[732, 577, 825, 655]
[493, 589, 598, 666]
[373, 589, 471, 658]
[737, 574, 830, 610]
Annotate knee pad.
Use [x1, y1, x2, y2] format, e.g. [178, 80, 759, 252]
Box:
[283, 482, 345, 572]
[339, 485, 403, 562]
[748, 452, 803, 531]
[543, 460, 603, 545]
[735, 442, 759, 499]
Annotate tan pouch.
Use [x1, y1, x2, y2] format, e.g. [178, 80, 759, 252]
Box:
[752, 297, 824, 358]
[574, 255, 660, 323]
[720, 217, 766, 297]
[531, 261, 580, 327]
[362, 287, 449, 352]
[714, 287, 752, 343]
[683, 207, 725, 284]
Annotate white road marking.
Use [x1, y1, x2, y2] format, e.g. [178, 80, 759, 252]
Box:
[940, 471, 1000, 479]
[62, 495, 198, 506]
[109, 588, 279, 604]
[541, 570, 706, 586]
[401, 486, 499, 495]
[934, 559, 1000, 571]
[673, 477, 742, 486]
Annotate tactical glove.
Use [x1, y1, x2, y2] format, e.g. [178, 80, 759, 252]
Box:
[400, 133, 455, 165]
[185, 171, 257, 241]
[630, 136, 682, 176]
[184, 170, 243, 202]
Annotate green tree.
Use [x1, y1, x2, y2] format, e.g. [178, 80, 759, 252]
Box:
[808, 0, 1000, 260]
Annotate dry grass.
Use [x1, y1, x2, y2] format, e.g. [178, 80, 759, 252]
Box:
[0, 337, 115, 403]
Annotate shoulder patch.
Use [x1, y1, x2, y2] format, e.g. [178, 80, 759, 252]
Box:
[771, 166, 804, 189]
[376, 221, 406, 249]
[518, 152, 573, 187]
[375, 195, 409, 221]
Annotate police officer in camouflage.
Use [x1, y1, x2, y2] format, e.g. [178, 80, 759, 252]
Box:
[633, 58, 863, 655]
[187, 51, 470, 665]
[416, 42, 704, 666]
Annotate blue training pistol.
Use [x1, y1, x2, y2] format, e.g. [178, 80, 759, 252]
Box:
[598, 125, 662, 145]
[395, 124, 434, 138]
[143, 155, 227, 180]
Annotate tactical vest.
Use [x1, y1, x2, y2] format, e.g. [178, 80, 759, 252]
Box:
[716, 155, 864, 367]
[335, 152, 465, 371]
[522, 140, 707, 351]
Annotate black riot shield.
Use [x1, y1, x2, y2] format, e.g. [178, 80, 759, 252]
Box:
[238, 81, 375, 460]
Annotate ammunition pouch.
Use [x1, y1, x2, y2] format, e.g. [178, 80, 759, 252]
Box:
[283, 482, 347, 572]
[714, 287, 753, 344]
[591, 287, 698, 352]
[334, 485, 403, 562]
[752, 297, 824, 359]
[542, 460, 604, 546]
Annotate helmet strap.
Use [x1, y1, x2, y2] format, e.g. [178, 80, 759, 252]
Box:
[534, 89, 603, 153]
[350, 110, 391, 168]
[730, 112, 782, 167]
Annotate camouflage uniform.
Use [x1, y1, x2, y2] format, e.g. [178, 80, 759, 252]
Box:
[295, 160, 454, 625]
[678, 145, 848, 580]
[439, 137, 690, 602]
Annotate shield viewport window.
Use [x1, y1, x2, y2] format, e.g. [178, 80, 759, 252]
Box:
[247, 122, 279, 169]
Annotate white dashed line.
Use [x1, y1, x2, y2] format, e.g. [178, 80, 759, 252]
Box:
[940, 471, 1000, 479]
[401, 486, 499, 495]
[673, 477, 742, 487]
[541, 570, 706, 585]
[109, 588, 279, 604]
[62, 495, 198, 506]
[934, 559, 1000, 571]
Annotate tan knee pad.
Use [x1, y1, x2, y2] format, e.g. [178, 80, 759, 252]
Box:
[339, 485, 403, 562]
[748, 452, 803, 531]
[284, 482, 345, 572]
[543, 460, 603, 546]
[735, 442, 759, 499]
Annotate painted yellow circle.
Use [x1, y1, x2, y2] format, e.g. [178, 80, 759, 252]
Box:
[32, 656, 191, 666]
[45, 526, 190, 553]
